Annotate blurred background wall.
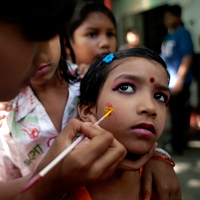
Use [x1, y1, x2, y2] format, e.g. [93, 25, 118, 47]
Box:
[80, 0, 200, 53]
[112, 0, 200, 53]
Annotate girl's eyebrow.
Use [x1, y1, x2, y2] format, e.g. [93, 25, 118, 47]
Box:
[85, 27, 116, 31]
[85, 27, 98, 30]
[154, 84, 170, 92]
[114, 74, 143, 83]
[114, 74, 170, 93]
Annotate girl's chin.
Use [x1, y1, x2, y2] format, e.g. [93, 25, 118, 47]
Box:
[117, 152, 145, 171]
[125, 152, 143, 161]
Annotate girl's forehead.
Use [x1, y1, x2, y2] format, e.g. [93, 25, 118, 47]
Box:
[108, 57, 168, 82]
[83, 11, 114, 25]
[110, 57, 159, 72]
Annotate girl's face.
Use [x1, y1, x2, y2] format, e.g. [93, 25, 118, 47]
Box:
[90, 57, 170, 155]
[70, 12, 117, 65]
[0, 22, 53, 101]
[30, 35, 61, 85]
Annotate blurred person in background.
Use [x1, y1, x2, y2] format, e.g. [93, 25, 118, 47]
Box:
[161, 5, 194, 155]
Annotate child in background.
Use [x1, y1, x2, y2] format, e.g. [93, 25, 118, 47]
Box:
[0, 34, 81, 181]
[72, 47, 178, 200]
[66, 1, 117, 78]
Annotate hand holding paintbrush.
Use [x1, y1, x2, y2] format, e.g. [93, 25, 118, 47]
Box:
[20, 109, 115, 194]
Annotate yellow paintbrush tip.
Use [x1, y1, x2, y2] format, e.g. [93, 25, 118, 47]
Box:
[103, 109, 114, 118]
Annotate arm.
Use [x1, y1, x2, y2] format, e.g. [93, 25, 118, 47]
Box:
[141, 154, 181, 200]
[14, 119, 126, 200]
[172, 55, 193, 95]
[0, 175, 31, 200]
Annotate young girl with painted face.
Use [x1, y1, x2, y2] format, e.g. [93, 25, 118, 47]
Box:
[65, 3, 181, 199]
[72, 47, 181, 200]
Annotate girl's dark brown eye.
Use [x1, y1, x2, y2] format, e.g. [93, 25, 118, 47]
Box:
[120, 85, 128, 90]
[154, 92, 168, 104]
[114, 83, 135, 93]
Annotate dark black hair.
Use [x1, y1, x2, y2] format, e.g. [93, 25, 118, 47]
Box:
[80, 47, 170, 109]
[67, 1, 116, 63]
[166, 5, 182, 16]
[0, 0, 76, 41]
[58, 35, 79, 84]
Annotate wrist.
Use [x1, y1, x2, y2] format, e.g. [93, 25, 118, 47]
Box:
[153, 148, 175, 167]
[155, 147, 171, 158]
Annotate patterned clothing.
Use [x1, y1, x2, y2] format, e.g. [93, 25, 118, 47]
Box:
[0, 82, 80, 182]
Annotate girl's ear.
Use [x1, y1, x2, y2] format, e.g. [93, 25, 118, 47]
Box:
[78, 104, 96, 122]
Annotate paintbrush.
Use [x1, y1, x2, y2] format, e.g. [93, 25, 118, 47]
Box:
[20, 109, 114, 194]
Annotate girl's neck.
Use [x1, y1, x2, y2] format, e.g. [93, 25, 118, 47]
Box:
[170, 22, 182, 32]
[31, 73, 67, 93]
[30, 73, 69, 133]
[86, 169, 141, 200]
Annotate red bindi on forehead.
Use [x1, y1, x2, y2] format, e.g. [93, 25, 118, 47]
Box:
[150, 77, 155, 83]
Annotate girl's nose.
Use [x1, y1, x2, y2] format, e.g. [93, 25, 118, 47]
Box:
[98, 34, 109, 49]
[33, 40, 52, 67]
[137, 95, 157, 118]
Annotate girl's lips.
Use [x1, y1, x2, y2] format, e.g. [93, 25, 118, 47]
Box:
[131, 123, 156, 137]
[36, 65, 48, 76]
[99, 51, 111, 58]
[131, 128, 153, 137]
